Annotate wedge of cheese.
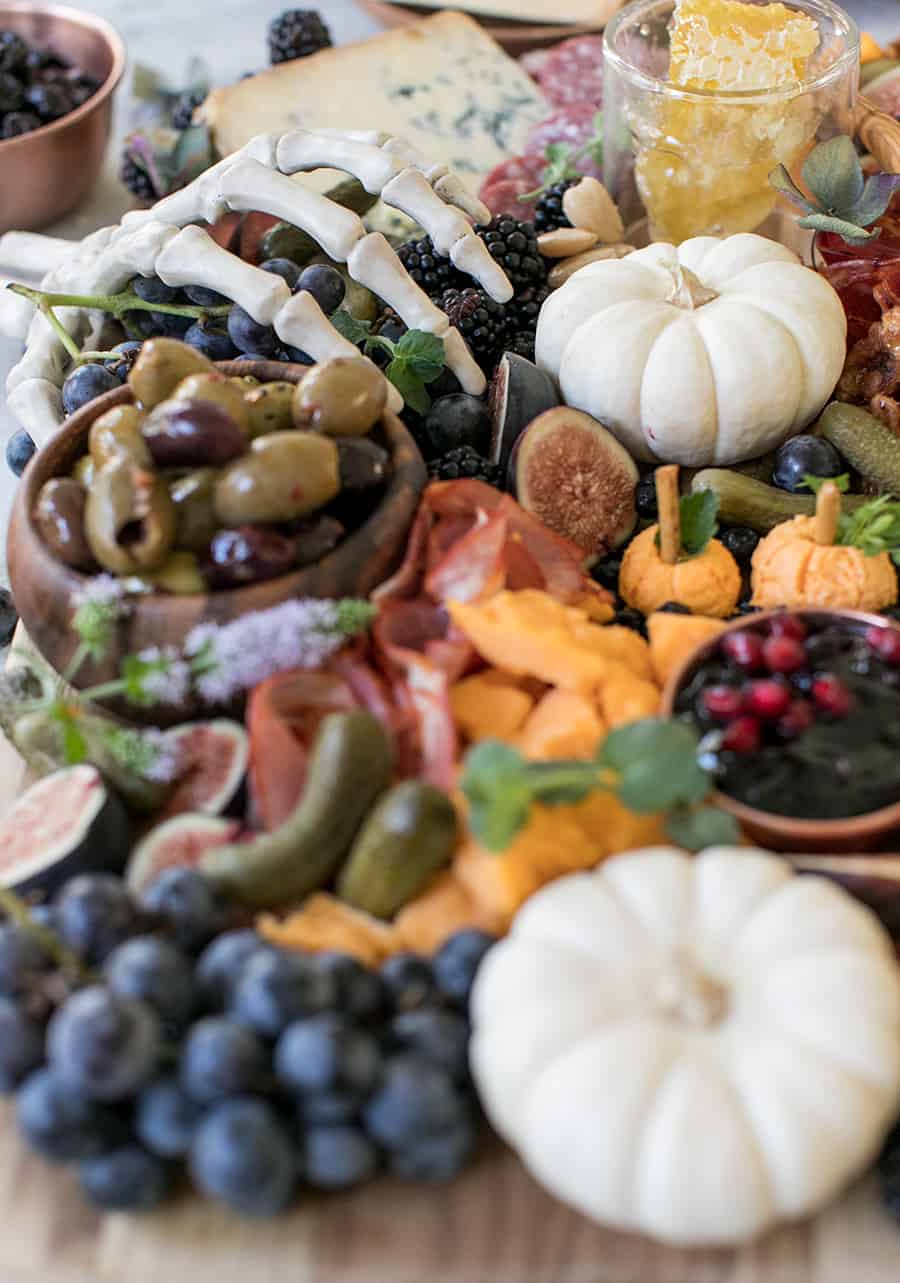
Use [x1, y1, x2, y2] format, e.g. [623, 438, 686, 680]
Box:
[201, 11, 549, 194]
[379, 0, 615, 26]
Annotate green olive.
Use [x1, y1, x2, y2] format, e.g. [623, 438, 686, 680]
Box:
[231, 375, 260, 390]
[243, 381, 296, 438]
[170, 373, 251, 437]
[169, 467, 220, 552]
[293, 357, 386, 437]
[138, 550, 206, 595]
[72, 454, 95, 489]
[85, 458, 177, 575]
[341, 274, 378, 324]
[128, 337, 218, 410]
[214, 431, 340, 525]
[89, 405, 151, 470]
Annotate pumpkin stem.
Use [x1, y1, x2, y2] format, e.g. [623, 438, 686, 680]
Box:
[667, 266, 719, 310]
[814, 481, 842, 546]
[655, 952, 728, 1028]
[656, 465, 681, 564]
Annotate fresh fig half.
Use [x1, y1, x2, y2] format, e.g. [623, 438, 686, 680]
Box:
[126, 814, 241, 895]
[0, 765, 129, 896]
[159, 720, 249, 821]
[488, 352, 560, 471]
[510, 407, 638, 555]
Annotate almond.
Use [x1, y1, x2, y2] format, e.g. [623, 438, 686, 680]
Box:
[562, 178, 626, 244]
[548, 244, 635, 288]
[537, 227, 599, 259]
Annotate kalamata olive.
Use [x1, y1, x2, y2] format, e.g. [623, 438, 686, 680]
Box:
[336, 436, 391, 491]
[72, 454, 95, 489]
[170, 373, 251, 437]
[143, 400, 246, 469]
[204, 526, 296, 588]
[243, 381, 295, 438]
[214, 432, 340, 525]
[169, 467, 220, 551]
[88, 405, 151, 469]
[128, 337, 218, 409]
[34, 477, 95, 570]
[84, 458, 177, 575]
[293, 358, 387, 437]
[291, 514, 346, 566]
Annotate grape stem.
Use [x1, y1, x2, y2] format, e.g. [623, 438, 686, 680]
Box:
[0, 885, 89, 979]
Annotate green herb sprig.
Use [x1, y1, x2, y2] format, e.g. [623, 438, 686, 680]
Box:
[460, 719, 741, 854]
[770, 135, 900, 246]
[805, 474, 900, 563]
[518, 112, 605, 204]
[363, 330, 446, 415]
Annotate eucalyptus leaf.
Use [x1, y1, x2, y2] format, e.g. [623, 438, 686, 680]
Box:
[616, 750, 710, 814]
[849, 173, 900, 231]
[172, 124, 214, 186]
[801, 135, 864, 211]
[599, 718, 698, 772]
[665, 805, 742, 851]
[797, 212, 880, 244]
[768, 163, 815, 213]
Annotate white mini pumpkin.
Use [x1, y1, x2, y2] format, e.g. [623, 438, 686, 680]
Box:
[535, 234, 847, 467]
[470, 846, 900, 1246]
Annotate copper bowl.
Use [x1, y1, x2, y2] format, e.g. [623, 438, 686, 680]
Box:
[0, 3, 126, 233]
[660, 609, 900, 854]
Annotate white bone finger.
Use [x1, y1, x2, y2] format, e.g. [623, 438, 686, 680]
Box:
[276, 131, 405, 194]
[450, 235, 514, 304]
[103, 224, 180, 281]
[219, 159, 365, 264]
[348, 233, 449, 336]
[0, 231, 75, 279]
[382, 169, 473, 258]
[382, 136, 425, 168]
[432, 173, 491, 228]
[156, 226, 290, 325]
[274, 291, 404, 414]
[312, 128, 389, 146]
[441, 326, 487, 396]
[7, 378, 64, 446]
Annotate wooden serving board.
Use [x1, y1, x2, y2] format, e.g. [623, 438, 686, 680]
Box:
[356, 0, 621, 53]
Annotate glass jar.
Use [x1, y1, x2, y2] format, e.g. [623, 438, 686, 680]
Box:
[602, 0, 859, 244]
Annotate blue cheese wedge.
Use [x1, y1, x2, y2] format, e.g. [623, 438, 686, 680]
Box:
[201, 12, 550, 194]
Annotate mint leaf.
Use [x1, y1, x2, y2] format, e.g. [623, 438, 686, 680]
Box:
[49, 702, 88, 765]
[395, 330, 445, 383]
[386, 358, 431, 416]
[616, 750, 710, 815]
[665, 805, 742, 851]
[803, 473, 850, 495]
[460, 741, 532, 852]
[679, 490, 719, 556]
[331, 309, 371, 345]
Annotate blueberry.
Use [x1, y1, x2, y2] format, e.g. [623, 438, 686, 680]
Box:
[0, 70, 23, 112]
[297, 264, 345, 316]
[231, 950, 337, 1038]
[131, 275, 179, 305]
[184, 322, 238, 362]
[0, 997, 44, 1091]
[0, 31, 28, 74]
[380, 953, 436, 1013]
[772, 435, 843, 494]
[104, 936, 196, 1029]
[136, 1076, 204, 1158]
[363, 1054, 463, 1149]
[190, 1098, 297, 1216]
[184, 284, 230, 307]
[614, 606, 647, 638]
[150, 311, 193, 339]
[227, 305, 277, 357]
[279, 344, 314, 364]
[17, 1067, 127, 1161]
[259, 258, 302, 290]
[139, 868, 225, 953]
[54, 874, 138, 964]
[719, 525, 760, 565]
[1, 110, 40, 139]
[274, 1014, 380, 1096]
[180, 1017, 267, 1104]
[46, 985, 161, 1101]
[314, 952, 385, 1022]
[61, 363, 120, 416]
[635, 476, 658, 519]
[0, 922, 50, 995]
[423, 395, 490, 460]
[233, 352, 276, 363]
[658, 602, 693, 615]
[79, 1145, 172, 1211]
[24, 81, 72, 121]
[388, 1113, 476, 1182]
[591, 553, 622, 595]
[390, 1007, 470, 1082]
[5, 428, 36, 478]
[196, 929, 270, 1010]
[432, 929, 496, 1009]
[303, 1124, 377, 1190]
[296, 1088, 365, 1125]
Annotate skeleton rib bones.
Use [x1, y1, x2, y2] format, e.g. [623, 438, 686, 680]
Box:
[6, 129, 514, 445]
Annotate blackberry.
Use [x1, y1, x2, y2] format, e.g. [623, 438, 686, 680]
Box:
[533, 179, 579, 235]
[1, 110, 39, 139]
[171, 88, 205, 131]
[634, 476, 658, 519]
[440, 287, 508, 372]
[120, 152, 155, 202]
[506, 332, 536, 362]
[268, 10, 332, 65]
[429, 446, 504, 488]
[476, 216, 546, 294]
[396, 237, 463, 301]
[507, 284, 549, 336]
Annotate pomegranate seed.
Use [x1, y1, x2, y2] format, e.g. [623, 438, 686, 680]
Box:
[866, 625, 900, 665]
[762, 635, 807, 675]
[721, 716, 761, 754]
[745, 679, 791, 720]
[721, 632, 765, 671]
[768, 614, 807, 642]
[811, 673, 853, 718]
[777, 699, 815, 739]
[702, 685, 746, 720]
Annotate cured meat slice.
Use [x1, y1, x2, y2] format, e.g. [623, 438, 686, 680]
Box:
[478, 154, 546, 220]
[525, 103, 603, 181]
[528, 34, 604, 109]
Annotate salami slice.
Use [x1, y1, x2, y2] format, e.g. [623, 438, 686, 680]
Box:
[478, 153, 546, 220]
[525, 103, 603, 181]
[529, 34, 604, 109]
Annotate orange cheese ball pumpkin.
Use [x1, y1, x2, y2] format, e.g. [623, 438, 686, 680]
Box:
[619, 524, 742, 618]
[751, 515, 898, 612]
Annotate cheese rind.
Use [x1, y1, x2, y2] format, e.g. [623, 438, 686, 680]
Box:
[201, 12, 550, 194]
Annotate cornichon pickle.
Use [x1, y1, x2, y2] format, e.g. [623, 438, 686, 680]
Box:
[201, 711, 394, 907]
[336, 782, 458, 919]
[817, 401, 900, 495]
[690, 469, 870, 532]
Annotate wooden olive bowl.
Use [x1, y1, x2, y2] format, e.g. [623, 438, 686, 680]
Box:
[661, 608, 900, 854]
[8, 360, 426, 722]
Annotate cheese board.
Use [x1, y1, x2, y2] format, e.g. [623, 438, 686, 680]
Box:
[355, 0, 623, 54]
